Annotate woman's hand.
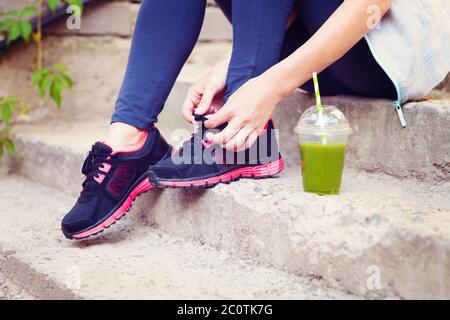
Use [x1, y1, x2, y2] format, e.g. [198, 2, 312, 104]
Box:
[182, 55, 230, 123]
[204, 75, 283, 152]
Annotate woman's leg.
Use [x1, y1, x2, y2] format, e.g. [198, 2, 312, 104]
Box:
[109, 0, 207, 150]
[283, 0, 396, 99]
[223, 0, 294, 102]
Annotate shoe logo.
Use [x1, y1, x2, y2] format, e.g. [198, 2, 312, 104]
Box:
[106, 165, 136, 199]
[115, 166, 135, 180]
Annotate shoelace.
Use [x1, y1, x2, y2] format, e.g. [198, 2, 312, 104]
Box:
[79, 150, 114, 200]
[177, 114, 213, 156]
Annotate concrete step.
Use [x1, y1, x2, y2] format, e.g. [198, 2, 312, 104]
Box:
[275, 91, 450, 183]
[4, 120, 450, 299]
[44, 1, 232, 41]
[0, 175, 354, 300]
[0, 37, 231, 124]
[0, 271, 36, 300]
[2, 20, 450, 299]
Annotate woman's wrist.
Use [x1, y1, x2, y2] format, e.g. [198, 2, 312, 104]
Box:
[259, 65, 299, 102]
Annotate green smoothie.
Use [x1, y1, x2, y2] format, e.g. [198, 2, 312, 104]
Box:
[299, 143, 346, 195]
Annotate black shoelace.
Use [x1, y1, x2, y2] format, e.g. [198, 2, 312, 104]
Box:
[176, 114, 208, 156]
[177, 113, 227, 157]
[79, 150, 114, 200]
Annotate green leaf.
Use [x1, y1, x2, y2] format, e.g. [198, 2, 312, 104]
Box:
[38, 74, 51, 97]
[32, 67, 48, 86]
[20, 20, 33, 41]
[3, 139, 16, 155]
[56, 73, 73, 89]
[1, 104, 12, 124]
[19, 6, 37, 17]
[50, 79, 63, 107]
[47, 0, 60, 12]
[0, 144, 4, 159]
[6, 22, 21, 44]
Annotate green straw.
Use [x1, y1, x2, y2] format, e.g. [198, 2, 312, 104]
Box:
[312, 72, 326, 144]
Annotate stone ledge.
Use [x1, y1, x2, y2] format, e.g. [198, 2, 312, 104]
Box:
[44, 1, 232, 41]
[45, 1, 136, 37]
[274, 92, 450, 183]
[5, 126, 450, 299]
[0, 175, 354, 299]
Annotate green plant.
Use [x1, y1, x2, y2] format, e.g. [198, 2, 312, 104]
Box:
[33, 64, 74, 108]
[0, 1, 83, 163]
[0, 95, 18, 157]
[0, 6, 36, 44]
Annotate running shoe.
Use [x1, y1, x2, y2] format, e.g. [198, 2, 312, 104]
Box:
[61, 126, 171, 239]
[148, 115, 284, 189]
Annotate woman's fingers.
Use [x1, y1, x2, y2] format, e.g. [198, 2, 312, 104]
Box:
[204, 104, 233, 129]
[243, 129, 260, 151]
[181, 100, 195, 124]
[206, 120, 241, 146]
[207, 123, 261, 152]
[241, 127, 260, 151]
[182, 85, 203, 123]
[195, 87, 215, 115]
[224, 126, 255, 151]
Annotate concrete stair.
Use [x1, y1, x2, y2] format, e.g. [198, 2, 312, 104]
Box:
[0, 176, 356, 300]
[4, 120, 450, 299]
[4, 44, 450, 297]
[1, 1, 450, 300]
[44, 1, 232, 41]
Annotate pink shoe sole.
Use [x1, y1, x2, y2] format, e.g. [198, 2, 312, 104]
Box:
[153, 158, 284, 189]
[70, 178, 153, 240]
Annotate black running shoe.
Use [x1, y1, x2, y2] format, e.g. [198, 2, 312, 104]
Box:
[61, 126, 171, 239]
[148, 116, 284, 189]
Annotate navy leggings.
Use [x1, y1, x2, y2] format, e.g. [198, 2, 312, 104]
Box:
[112, 0, 396, 130]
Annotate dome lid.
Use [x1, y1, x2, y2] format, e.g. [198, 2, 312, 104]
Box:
[294, 105, 353, 136]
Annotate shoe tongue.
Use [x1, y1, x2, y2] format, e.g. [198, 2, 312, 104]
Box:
[92, 142, 113, 155]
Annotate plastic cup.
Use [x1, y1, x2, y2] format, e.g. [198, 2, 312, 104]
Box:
[294, 105, 353, 195]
